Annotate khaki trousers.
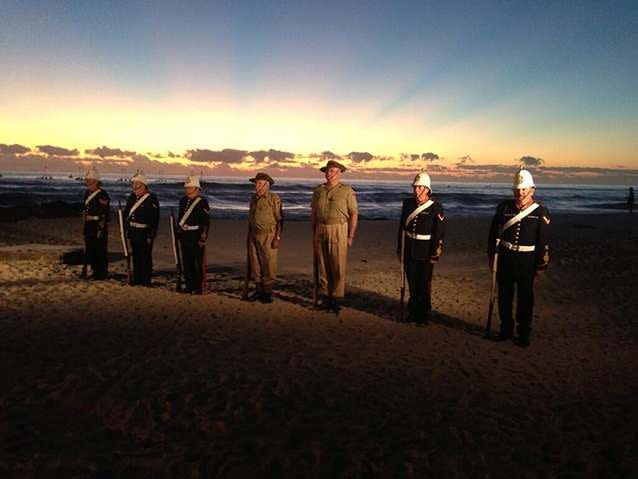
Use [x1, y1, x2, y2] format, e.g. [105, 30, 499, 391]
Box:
[248, 231, 278, 292]
[315, 222, 348, 299]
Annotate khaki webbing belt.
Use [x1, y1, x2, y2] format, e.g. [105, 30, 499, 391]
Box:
[318, 220, 347, 226]
[181, 225, 199, 231]
[84, 215, 100, 221]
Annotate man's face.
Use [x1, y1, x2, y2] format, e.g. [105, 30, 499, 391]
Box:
[513, 187, 534, 204]
[413, 185, 430, 201]
[132, 181, 146, 195]
[85, 178, 98, 190]
[185, 186, 199, 198]
[255, 179, 269, 196]
[325, 167, 341, 183]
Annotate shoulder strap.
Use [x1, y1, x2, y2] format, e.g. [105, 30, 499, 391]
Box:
[179, 197, 202, 227]
[405, 200, 433, 228]
[85, 188, 102, 206]
[499, 202, 540, 235]
[127, 193, 150, 219]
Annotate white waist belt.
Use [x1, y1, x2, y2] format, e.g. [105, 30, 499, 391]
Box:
[501, 240, 535, 252]
[406, 232, 431, 240]
[129, 221, 150, 228]
[84, 215, 100, 221]
[181, 225, 199, 231]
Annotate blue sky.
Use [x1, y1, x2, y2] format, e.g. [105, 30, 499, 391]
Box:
[1, 0, 637, 179]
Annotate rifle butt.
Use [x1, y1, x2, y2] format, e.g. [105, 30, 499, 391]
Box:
[485, 301, 494, 338]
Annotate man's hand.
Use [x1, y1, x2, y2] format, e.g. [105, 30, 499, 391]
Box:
[271, 237, 280, 249]
[348, 236, 354, 247]
[198, 239, 206, 248]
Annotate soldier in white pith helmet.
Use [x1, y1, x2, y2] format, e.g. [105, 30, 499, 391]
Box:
[176, 175, 210, 294]
[488, 168, 551, 347]
[82, 167, 110, 279]
[123, 171, 160, 286]
[397, 170, 445, 324]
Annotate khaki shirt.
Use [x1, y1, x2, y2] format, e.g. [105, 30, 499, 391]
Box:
[249, 191, 282, 233]
[312, 183, 358, 224]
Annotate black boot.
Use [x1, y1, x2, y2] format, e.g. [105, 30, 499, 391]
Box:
[246, 284, 262, 302]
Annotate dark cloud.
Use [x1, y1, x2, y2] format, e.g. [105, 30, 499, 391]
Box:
[186, 148, 248, 164]
[167, 152, 179, 158]
[421, 152, 439, 162]
[37, 145, 79, 156]
[400, 153, 421, 161]
[519, 155, 544, 167]
[347, 152, 374, 163]
[457, 155, 473, 164]
[0, 144, 31, 155]
[85, 146, 136, 157]
[249, 149, 295, 163]
[320, 151, 341, 160]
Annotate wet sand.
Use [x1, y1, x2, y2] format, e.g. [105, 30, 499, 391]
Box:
[1, 214, 637, 477]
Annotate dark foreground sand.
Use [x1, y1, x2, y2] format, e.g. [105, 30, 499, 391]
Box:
[1, 214, 637, 478]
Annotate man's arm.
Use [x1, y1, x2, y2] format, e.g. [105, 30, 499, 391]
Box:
[347, 213, 358, 247]
[429, 204, 445, 263]
[535, 205, 551, 274]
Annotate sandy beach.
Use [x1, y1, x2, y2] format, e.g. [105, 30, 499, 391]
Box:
[1, 213, 637, 477]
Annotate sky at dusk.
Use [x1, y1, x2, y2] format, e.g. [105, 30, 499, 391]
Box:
[1, 0, 637, 183]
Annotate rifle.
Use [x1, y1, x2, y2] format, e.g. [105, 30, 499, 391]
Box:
[118, 203, 132, 285]
[169, 209, 183, 292]
[485, 238, 501, 338]
[399, 231, 406, 322]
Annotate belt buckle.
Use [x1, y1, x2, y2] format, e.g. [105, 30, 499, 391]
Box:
[513, 244, 520, 252]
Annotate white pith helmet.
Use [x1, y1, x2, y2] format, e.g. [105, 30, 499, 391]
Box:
[184, 175, 201, 188]
[513, 169, 535, 189]
[131, 170, 148, 185]
[412, 171, 431, 191]
[85, 167, 100, 181]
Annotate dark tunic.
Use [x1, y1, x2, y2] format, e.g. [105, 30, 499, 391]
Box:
[124, 192, 160, 286]
[488, 199, 551, 339]
[177, 195, 210, 293]
[397, 197, 446, 321]
[83, 188, 110, 279]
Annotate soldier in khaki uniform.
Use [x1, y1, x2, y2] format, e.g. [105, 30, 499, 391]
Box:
[311, 160, 358, 312]
[246, 172, 283, 303]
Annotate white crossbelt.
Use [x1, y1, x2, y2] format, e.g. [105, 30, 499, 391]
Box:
[405, 232, 431, 240]
[405, 199, 433, 227]
[501, 240, 535, 252]
[499, 202, 539, 235]
[84, 188, 101, 206]
[127, 193, 150, 219]
[179, 197, 202, 229]
[129, 221, 150, 228]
